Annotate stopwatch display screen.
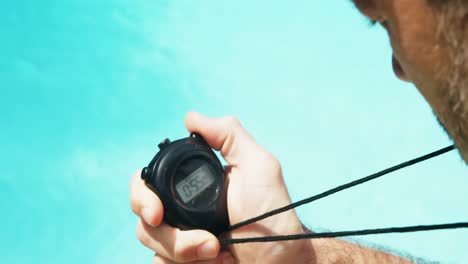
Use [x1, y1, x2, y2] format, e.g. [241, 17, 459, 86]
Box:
[176, 164, 215, 203]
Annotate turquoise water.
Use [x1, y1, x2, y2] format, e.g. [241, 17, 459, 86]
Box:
[1, 0, 467, 263]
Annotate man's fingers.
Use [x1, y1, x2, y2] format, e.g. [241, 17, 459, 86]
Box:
[136, 220, 220, 263]
[130, 170, 164, 227]
[152, 256, 177, 264]
[152, 251, 235, 264]
[184, 112, 259, 165]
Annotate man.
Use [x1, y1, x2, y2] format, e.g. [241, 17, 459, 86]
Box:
[130, 0, 468, 263]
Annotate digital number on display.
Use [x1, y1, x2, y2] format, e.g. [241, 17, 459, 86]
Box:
[176, 165, 216, 203]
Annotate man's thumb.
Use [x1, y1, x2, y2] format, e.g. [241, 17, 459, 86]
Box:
[185, 112, 257, 166]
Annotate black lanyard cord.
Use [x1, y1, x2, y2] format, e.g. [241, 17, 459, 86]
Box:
[221, 145, 460, 245]
[220, 222, 468, 245]
[228, 145, 455, 231]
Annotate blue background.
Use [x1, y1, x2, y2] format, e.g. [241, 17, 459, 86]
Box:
[1, 0, 467, 263]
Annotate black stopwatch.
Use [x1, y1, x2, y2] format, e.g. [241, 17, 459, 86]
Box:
[141, 133, 229, 235]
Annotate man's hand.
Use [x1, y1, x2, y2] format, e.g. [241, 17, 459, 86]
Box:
[130, 112, 415, 263]
[130, 112, 310, 263]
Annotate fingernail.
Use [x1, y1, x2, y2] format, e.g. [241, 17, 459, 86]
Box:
[197, 240, 218, 259]
[141, 208, 155, 226]
[222, 252, 235, 264]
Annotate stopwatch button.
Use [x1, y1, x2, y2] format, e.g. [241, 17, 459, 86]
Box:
[158, 138, 171, 150]
[141, 167, 152, 180]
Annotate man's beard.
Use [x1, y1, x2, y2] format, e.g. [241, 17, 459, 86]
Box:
[429, 1, 468, 164]
[434, 33, 468, 164]
[435, 89, 468, 164]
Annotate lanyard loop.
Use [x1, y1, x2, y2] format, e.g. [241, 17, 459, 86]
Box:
[221, 222, 468, 245]
[220, 145, 467, 245]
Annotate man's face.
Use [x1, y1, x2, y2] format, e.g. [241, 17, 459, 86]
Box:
[352, 0, 468, 162]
